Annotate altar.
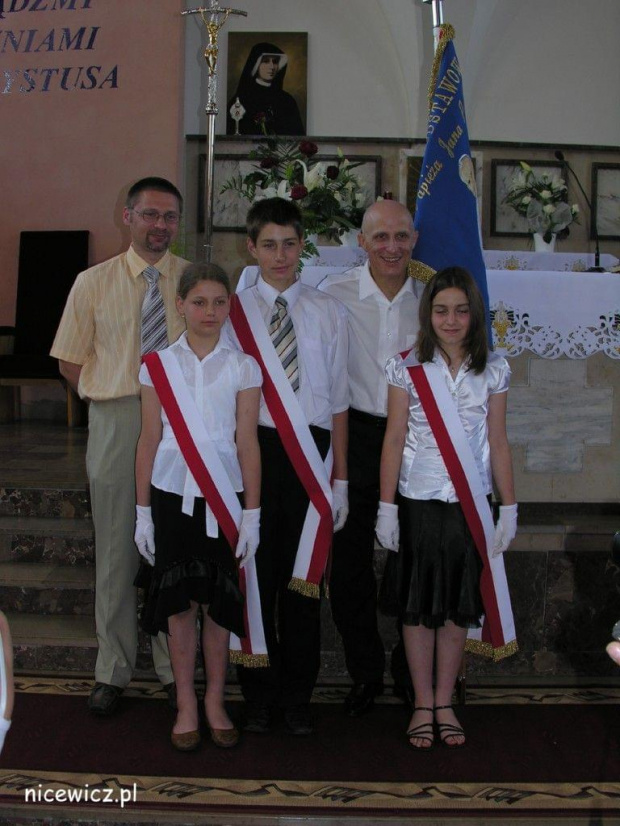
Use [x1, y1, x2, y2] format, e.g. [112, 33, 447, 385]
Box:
[237, 249, 620, 361]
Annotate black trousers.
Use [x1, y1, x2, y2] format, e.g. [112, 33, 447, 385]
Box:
[238, 424, 331, 708]
[329, 410, 410, 686]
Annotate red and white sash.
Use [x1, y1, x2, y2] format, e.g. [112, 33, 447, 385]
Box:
[143, 348, 268, 667]
[229, 289, 333, 598]
[404, 353, 517, 661]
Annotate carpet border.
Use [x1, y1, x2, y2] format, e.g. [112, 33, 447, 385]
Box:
[1, 770, 620, 816]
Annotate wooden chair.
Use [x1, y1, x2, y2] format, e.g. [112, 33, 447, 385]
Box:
[0, 230, 89, 427]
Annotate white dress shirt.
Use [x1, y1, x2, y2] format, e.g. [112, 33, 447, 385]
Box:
[319, 262, 422, 417]
[385, 350, 511, 501]
[225, 275, 349, 430]
[139, 332, 262, 500]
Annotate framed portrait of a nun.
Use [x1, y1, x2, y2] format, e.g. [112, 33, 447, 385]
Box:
[226, 32, 308, 136]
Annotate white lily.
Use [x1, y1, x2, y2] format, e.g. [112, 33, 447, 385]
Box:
[260, 179, 292, 200]
[297, 160, 326, 192]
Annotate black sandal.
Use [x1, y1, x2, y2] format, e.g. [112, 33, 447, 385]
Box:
[434, 704, 465, 749]
[406, 706, 434, 750]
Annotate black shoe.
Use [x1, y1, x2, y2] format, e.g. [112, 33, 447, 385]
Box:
[244, 703, 271, 734]
[393, 683, 415, 710]
[87, 683, 123, 716]
[284, 705, 313, 736]
[344, 683, 383, 717]
[163, 681, 177, 711]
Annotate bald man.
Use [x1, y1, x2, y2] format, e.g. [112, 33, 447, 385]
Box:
[319, 200, 422, 716]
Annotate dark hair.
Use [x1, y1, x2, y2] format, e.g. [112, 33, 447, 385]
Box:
[178, 262, 231, 300]
[246, 197, 304, 243]
[416, 266, 488, 374]
[126, 177, 183, 213]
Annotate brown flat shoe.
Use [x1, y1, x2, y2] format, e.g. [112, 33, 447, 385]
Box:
[209, 726, 240, 748]
[171, 729, 201, 751]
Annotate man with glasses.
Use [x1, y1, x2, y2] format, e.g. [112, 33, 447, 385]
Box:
[51, 177, 188, 716]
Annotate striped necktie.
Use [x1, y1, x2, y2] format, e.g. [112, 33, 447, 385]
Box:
[269, 295, 299, 393]
[141, 266, 168, 356]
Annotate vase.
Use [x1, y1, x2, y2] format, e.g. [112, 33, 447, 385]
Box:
[533, 232, 556, 253]
[338, 228, 361, 247]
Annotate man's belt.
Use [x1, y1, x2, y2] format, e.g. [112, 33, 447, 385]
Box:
[349, 408, 387, 429]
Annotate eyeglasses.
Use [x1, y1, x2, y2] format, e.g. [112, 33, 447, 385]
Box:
[131, 208, 180, 226]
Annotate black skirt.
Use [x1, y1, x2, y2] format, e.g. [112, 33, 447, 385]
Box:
[396, 496, 484, 630]
[135, 487, 245, 638]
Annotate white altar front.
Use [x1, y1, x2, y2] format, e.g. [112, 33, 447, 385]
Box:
[237, 249, 620, 360]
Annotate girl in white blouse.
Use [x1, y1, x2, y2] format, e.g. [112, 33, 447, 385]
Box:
[134, 263, 261, 752]
[378, 267, 517, 751]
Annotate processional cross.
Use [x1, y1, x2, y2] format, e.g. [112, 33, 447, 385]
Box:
[182, 2, 247, 262]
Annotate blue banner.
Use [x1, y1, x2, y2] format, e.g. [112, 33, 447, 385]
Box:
[411, 25, 490, 329]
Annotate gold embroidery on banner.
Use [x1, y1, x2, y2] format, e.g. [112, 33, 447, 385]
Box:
[427, 23, 456, 111]
[408, 260, 436, 283]
[288, 577, 320, 599]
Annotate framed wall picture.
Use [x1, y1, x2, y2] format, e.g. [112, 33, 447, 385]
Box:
[591, 163, 620, 240]
[399, 147, 483, 225]
[225, 32, 308, 136]
[491, 159, 566, 236]
[198, 154, 382, 233]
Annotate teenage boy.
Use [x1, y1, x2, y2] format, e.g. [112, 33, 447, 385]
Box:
[227, 197, 349, 735]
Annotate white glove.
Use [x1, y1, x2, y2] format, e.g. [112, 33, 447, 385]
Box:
[235, 508, 261, 568]
[492, 503, 518, 557]
[375, 501, 399, 552]
[332, 479, 349, 532]
[134, 505, 156, 566]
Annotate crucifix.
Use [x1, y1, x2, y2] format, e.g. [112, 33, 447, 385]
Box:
[182, 2, 247, 262]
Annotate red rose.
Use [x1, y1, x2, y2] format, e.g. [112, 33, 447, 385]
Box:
[299, 141, 318, 157]
[326, 165, 339, 180]
[291, 185, 308, 200]
[260, 157, 278, 169]
[253, 112, 267, 124]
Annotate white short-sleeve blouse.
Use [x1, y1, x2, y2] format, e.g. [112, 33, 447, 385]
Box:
[385, 349, 510, 502]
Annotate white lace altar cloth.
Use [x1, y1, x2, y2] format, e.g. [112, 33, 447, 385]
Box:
[490, 271, 620, 359]
[237, 267, 620, 360]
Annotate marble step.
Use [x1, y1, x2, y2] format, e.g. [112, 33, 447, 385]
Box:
[511, 516, 617, 552]
[7, 613, 157, 675]
[0, 562, 94, 615]
[8, 612, 98, 673]
[0, 515, 94, 565]
[0, 487, 90, 519]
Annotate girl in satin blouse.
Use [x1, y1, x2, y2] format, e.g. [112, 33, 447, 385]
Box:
[377, 267, 517, 751]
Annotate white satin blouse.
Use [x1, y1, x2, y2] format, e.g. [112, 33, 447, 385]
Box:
[385, 349, 510, 501]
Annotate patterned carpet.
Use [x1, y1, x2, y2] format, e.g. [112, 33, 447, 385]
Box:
[0, 677, 619, 823]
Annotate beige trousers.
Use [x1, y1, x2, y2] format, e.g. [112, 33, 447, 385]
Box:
[87, 396, 172, 687]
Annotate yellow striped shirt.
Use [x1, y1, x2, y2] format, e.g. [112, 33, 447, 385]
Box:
[51, 245, 188, 401]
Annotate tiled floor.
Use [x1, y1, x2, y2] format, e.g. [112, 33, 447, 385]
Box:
[0, 422, 88, 489]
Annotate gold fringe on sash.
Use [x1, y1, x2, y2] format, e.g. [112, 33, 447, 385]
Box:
[408, 260, 436, 284]
[465, 637, 519, 662]
[288, 577, 320, 599]
[229, 650, 270, 668]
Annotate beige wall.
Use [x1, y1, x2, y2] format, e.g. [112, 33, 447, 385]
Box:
[0, 0, 185, 325]
[184, 0, 620, 145]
